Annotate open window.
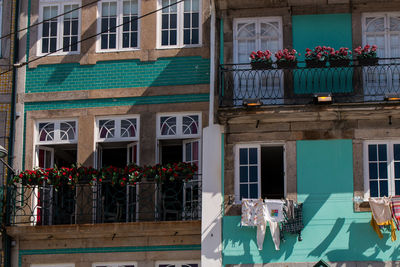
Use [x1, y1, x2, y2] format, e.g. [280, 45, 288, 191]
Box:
[157, 113, 201, 221]
[235, 144, 285, 203]
[34, 119, 78, 225]
[95, 116, 139, 223]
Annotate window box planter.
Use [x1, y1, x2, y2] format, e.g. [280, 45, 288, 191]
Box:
[251, 61, 273, 70]
[276, 61, 297, 69]
[306, 60, 327, 68]
[357, 58, 379, 66]
[329, 59, 351, 67]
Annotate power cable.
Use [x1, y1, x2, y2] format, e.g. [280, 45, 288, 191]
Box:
[0, 0, 185, 76]
[0, 0, 101, 41]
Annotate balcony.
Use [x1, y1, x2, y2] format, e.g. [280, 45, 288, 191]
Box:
[6, 176, 201, 226]
[219, 59, 400, 107]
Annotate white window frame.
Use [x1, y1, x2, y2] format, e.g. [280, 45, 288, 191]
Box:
[96, 0, 141, 52]
[156, 0, 202, 49]
[95, 115, 140, 142]
[156, 112, 201, 139]
[363, 140, 400, 199]
[233, 17, 283, 64]
[37, 0, 81, 56]
[362, 12, 400, 58]
[92, 262, 137, 267]
[35, 119, 78, 145]
[155, 261, 201, 267]
[234, 143, 286, 203]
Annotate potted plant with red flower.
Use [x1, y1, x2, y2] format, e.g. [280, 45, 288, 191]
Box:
[275, 49, 298, 69]
[354, 44, 378, 66]
[305, 46, 331, 68]
[329, 47, 352, 67]
[249, 50, 273, 69]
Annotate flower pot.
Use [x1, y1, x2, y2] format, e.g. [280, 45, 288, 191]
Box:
[251, 61, 273, 70]
[306, 60, 327, 68]
[357, 58, 379, 66]
[276, 61, 297, 69]
[329, 59, 350, 67]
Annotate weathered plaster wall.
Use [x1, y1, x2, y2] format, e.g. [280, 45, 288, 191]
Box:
[7, 221, 201, 267]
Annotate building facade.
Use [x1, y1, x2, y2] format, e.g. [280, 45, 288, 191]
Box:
[8, 0, 210, 266]
[207, 0, 400, 266]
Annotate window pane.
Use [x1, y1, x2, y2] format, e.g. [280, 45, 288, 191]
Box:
[162, 30, 168, 45]
[71, 36, 78, 51]
[109, 2, 117, 15]
[184, 29, 190, 44]
[123, 33, 129, 47]
[71, 20, 78, 35]
[369, 163, 378, 179]
[110, 18, 117, 32]
[63, 37, 70, 52]
[249, 166, 257, 182]
[64, 21, 70, 35]
[378, 144, 387, 161]
[43, 22, 49, 37]
[184, 13, 190, 28]
[380, 180, 388, 196]
[109, 34, 116, 48]
[50, 38, 57, 52]
[370, 180, 378, 197]
[395, 162, 400, 179]
[379, 162, 388, 178]
[131, 32, 138, 47]
[101, 18, 109, 32]
[170, 30, 177, 45]
[192, 13, 199, 28]
[123, 17, 130, 31]
[50, 22, 57, 36]
[240, 184, 248, 200]
[249, 148, 257, 164]
[192, 29, 199, 44]
[239, 148, 248, 164]
[239, 166, 248, 183]
[368, 144, 377, 161]
[42, 39, 49, 53]
[192, 0, 199, 11]
[170, 14, 177, 28]
[394, 144, 400, 160]
[250, 184, 258, 198]
[101, 35, 108, 49]
[396, 180, 400, 195]
[39, 123, 55, 141]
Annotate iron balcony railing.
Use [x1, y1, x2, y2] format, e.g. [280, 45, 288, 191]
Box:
[219, 58, 400, 106]
[6, 175, 201, 226]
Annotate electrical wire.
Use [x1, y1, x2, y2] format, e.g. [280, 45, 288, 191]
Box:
[0, 0, 101, 41]
[0, 0, 185, 76]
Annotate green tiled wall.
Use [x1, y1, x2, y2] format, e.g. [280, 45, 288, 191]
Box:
[26, 57, 210, 93]
[19, 245, 201, 267]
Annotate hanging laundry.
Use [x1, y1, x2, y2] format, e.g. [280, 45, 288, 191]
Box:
[241, 198, 267, 250]
[283, 199, 295, 220]
[264, 199, 285, 250]
[281, 202, 304, 242]
[391, 196, 400, 230]
[369, 197, 396, 242]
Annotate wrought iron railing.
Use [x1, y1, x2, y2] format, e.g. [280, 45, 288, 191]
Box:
[219, 58, 400, 106]
[6, 175, 201, 226]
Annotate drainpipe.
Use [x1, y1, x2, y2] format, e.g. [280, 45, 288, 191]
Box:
[3, 0, 21, 266]
[208, 0, 215, 127]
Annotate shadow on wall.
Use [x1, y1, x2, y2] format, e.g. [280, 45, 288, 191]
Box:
[29, 16, 211, 94]
[223, 140, 400, 265]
